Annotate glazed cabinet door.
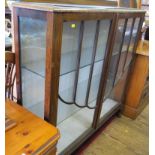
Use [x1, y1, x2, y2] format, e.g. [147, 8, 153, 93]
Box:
[99, 18, 126, 121]
[57, 18, 112, 153]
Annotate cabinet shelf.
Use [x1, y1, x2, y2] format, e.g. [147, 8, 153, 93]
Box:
[21, 54, 104, 78]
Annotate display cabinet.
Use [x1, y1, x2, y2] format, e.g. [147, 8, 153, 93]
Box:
[12, 2, 145, 154]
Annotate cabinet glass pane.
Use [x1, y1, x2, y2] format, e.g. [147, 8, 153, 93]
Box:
[122, 18, 133, 52]
[95, 20, 111, 61]
[129, 18, 140, 52]
[104, 19, 125, 98]
[60, 22, 80, 75]
[19, 17, 46, 118]
[88, 60, 103, 104]
[80, 21, 97, 67]
[58, 71, 78, 123]
[113, 19, 125, 55]
[57, 19, 111, 153]
[104, 54, 119, 98]
[115, 18, 133, 84]
[76, 66, 91, 106]
[115, 52, 126, 84]
[100, 69, 128, 120]
[125, 18, 140, 68]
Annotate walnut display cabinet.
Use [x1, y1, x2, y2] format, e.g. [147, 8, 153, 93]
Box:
[12, 2, 145, 154]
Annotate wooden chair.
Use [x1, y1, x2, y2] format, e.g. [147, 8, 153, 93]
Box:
[5, 51, 16, 100]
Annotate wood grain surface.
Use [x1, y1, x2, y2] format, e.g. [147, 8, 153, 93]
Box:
[5, 99, 60, 155]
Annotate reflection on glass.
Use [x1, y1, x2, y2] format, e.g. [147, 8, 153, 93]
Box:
[19, 17, 47, 118]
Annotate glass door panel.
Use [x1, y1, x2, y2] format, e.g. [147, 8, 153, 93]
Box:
[100, 19, 126, 120]
[125, 18, 140, 68]
[76, 66, 91, 106]
[96, 20, 111, 61]
[88, 60, 104, 105]
[104, 19, 125, 98]
[19, 17, 47, 118]
[80, 21, 97, 67]
[57, 19, 111, 153]
[60, 22, 81, 75]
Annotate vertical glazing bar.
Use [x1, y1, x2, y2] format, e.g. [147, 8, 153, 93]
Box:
[73, 21, 84, 103]
[113, 19, 128, 86]
[85, 21, 100, 106]
[122, 18, 135, 71]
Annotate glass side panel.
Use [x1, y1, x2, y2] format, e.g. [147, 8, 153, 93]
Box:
[57, 19, 111, 154]
[129, 18, 140, 52]
[125, 18, 140, 69]
[104, 19, 125, 98]
[122, 18, 133, 52]
[114, 52, 126, 84]
[60, 22, 80, 75]
[19, 17, 46, 118]
[115, 18, 133, 84]
[112, 19, 125, 55]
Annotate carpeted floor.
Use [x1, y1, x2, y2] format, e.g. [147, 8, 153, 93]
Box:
[75, 105, 149, 155]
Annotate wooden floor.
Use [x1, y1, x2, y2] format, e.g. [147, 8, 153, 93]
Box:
[79, 105, 149, 155]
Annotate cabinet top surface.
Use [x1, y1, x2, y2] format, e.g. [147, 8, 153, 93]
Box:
[6, 99, 60, 155]
[12, 2, 145, 13]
